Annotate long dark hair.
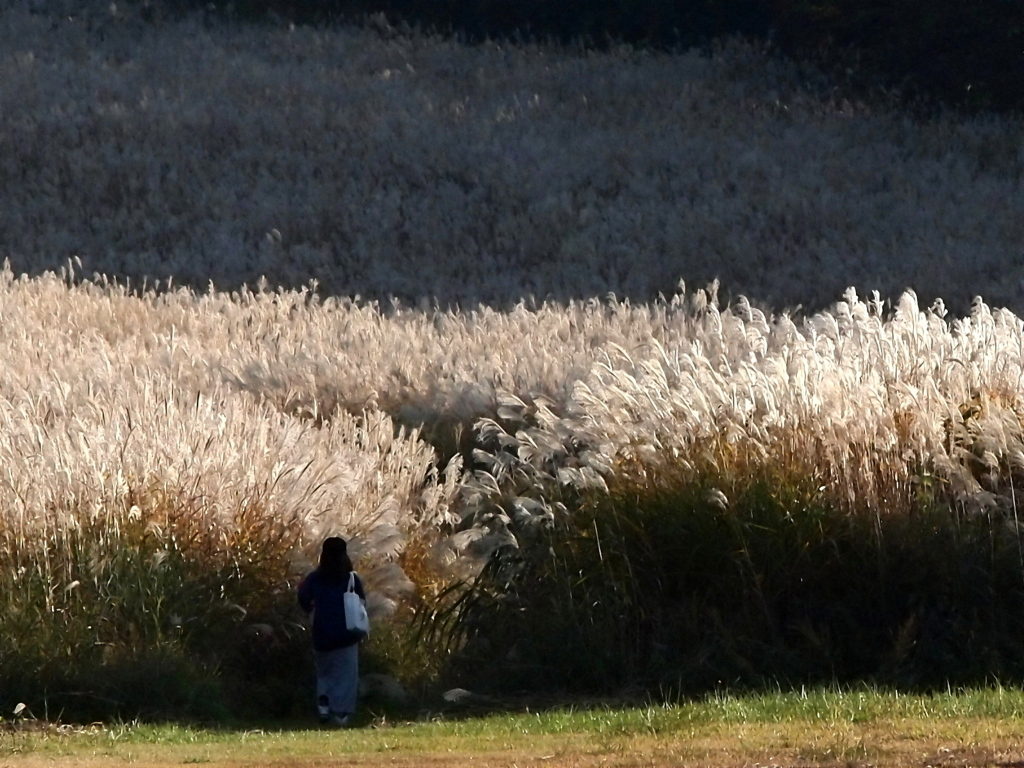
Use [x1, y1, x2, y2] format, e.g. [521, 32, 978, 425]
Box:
[317, 536, 354, 581]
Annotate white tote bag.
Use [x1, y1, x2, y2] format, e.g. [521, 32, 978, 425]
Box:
[344, 572, 370, 636]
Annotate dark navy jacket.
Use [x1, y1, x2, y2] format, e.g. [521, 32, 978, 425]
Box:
[297, 570, 367, 651]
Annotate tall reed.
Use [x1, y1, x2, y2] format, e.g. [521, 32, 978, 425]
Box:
[426, 286, 1024, 693]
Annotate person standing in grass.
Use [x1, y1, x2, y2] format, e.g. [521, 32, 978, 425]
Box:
[298, 536, 367, 726]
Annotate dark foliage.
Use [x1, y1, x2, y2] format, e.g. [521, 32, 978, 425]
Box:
[159, 0, 1024, 115]
[427, 474, 1024, 697]
[771, 0, 1024, 114]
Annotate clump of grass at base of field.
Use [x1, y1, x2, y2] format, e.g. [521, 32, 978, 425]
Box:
[407, 287, 1024, 699]
[423, 457, 1024, 698]
[0, 478, 450, 725]
[0, 484, 319, 724]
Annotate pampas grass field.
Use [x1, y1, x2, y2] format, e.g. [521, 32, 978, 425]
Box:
[1, 1, 1023, 310]
[1, 0, 1024, 719]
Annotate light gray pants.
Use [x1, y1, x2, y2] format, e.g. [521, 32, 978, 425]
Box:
[314, 644, 359, 716]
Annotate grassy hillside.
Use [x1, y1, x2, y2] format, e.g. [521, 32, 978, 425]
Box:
[0, 5, 1022, 312]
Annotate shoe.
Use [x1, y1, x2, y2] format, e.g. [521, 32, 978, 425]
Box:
[331, 714, 351, 727]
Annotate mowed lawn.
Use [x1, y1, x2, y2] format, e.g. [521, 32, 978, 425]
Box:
[4, 689, 1024, 767]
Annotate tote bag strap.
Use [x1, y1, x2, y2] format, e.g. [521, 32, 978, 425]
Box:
[347, 571, 357, 593]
